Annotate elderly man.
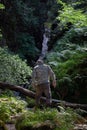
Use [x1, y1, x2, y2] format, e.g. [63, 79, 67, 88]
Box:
[32, 59, 56, 107]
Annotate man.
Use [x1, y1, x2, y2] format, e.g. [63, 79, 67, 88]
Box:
[32, 59, 56, 107]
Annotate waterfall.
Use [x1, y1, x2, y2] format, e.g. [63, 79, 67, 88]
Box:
[39, 28, 50, 60]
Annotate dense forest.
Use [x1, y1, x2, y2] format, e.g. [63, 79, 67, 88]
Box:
[0, 0, 87, 130]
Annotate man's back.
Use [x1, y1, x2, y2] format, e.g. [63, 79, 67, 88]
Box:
[34, 64, 50, 85]
[32, 61, 56, 86]
[32, 59, 56, 88]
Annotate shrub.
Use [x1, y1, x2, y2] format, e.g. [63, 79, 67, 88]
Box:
[16, 108, 86, 130]
[57, 4, 87, 28]
[0, 47, 32, 85]
[16, 108, 73, 130]
[26, 97, 35, 108]
[17, 33, 39, 58]
[0, 97, 27, 122]
[52, 52, 87, 101]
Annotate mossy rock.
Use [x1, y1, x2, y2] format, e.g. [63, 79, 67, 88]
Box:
[0, 120, 7, 130]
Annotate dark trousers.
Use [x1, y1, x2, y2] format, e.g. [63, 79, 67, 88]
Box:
[35, 83, 52, 106]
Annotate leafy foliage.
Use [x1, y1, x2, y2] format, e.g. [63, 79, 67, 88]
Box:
[0, 0, 49, 58]
[0, 96, 86, 130]
[47, 26, 87, 63]
[0, 97, 27, 122]
[15, 107, 86, 130]
[0, 3, 5, 39]
[46, 3, 87, 101]
[16, 0, 39, 27]
[0, 3, 5, 9]
[47, 50, 87, 102]
[61, 27, 87, 45]
[17, 33, 39, 58]
[57, 1, 87, 28]
[26, 97, 35, 108]
[0, 0, 87, 105]
[0, 47, 32, 85]
[55, 52, 87, 78]
[46, 23, 87, 101]
[0, 29, 2, 39]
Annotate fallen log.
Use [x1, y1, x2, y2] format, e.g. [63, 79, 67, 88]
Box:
[0, 82, 87, 110]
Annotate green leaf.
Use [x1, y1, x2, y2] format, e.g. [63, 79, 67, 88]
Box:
[0, 3, 5, 9]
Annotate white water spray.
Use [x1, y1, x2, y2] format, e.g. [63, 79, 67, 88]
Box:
[39, 28, 50, 60]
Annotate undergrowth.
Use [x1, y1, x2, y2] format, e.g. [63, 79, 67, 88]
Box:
[15, 107, 86, 130]
[0, 97, 27, 122]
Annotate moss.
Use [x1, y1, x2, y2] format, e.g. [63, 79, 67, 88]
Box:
[0, 97, 27, 122]
[15, 108, 77, 130]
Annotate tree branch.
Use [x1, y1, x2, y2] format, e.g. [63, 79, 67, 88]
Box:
[0, 82, 87, 110]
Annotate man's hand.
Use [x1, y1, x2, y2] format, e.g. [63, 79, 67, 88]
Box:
[52, 80, 56, 88]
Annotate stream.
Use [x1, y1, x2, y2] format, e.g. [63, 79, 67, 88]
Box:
[39, 27, 50, 60]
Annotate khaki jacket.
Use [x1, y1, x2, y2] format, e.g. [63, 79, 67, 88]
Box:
[32, 63, 56, 86]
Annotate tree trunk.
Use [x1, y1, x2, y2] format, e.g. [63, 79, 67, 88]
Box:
[0, 82, 87, 110]
[0, 82, 35, 98]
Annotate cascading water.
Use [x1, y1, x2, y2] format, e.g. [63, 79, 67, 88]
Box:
[39, 27, 50, 60]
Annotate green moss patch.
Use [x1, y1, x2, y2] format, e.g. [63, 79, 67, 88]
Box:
[15, 108, 84, 130]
